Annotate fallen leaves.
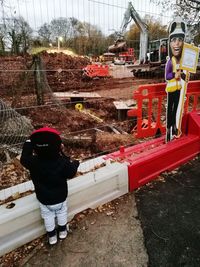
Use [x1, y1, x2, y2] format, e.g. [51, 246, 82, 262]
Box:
[0, 190, 34, 206]
[0, 158, 30, 190]
[0, 237, 45, 267]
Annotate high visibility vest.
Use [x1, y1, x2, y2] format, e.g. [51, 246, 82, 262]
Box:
[166, 56, 182, 93]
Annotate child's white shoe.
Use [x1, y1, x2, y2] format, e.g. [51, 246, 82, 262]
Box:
[59, 230, 67, 239]
[49, 235, 57, 245]
[67, 223, 73, 233]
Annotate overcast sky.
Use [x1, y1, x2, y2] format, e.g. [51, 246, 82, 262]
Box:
[2, 0, 173, 34]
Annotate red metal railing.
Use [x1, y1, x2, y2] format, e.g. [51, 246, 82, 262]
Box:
[128, 80, 200, 138]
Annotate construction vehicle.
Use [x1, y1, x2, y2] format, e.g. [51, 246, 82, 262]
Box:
[130, 37, 168, 77]
[108, 2, 148, 64]
[99, 52, 115, 63]
[114, 48, 136, 65]
[149, 38, 168, 63]
[108, 2, 168, 76]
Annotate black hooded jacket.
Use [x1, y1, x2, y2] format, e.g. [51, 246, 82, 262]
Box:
[20, 141, 79, 205]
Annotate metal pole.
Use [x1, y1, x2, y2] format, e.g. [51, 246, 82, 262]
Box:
[58, 38, 60, 51]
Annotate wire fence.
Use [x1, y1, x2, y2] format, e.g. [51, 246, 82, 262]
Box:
[0, 0, 176, 200]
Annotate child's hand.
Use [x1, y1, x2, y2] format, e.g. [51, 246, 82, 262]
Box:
[61, 143, 65, 152]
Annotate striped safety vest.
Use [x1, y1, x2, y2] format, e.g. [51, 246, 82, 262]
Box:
[166, 56, 182, 93]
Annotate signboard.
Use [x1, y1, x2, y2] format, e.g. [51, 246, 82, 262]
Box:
[179, 43, 199, 73]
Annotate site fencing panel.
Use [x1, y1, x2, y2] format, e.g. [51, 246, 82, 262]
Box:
[1, 0, 199, 259]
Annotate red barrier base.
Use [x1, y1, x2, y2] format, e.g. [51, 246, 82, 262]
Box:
[105, 111, 200, 191]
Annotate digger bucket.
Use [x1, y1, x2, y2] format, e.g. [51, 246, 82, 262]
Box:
[108, 41, 127, 53]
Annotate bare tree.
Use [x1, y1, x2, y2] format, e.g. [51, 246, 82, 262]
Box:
[6, 16, 32, 54]
[0, 24, 6, 54]
[151, 0, 200, 43]
[38, 16, 107, 55]
[74, 22, 105, 55]
[38, 23, 51, 45]
[49, 17, 71, 43]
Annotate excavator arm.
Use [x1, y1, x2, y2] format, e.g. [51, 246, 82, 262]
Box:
[109, 2, 148, 63]
[128, 2, 148, 63]
[118, 3, 134, 39]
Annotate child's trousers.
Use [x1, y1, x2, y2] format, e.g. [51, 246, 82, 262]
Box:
[39, 200, 67, 232]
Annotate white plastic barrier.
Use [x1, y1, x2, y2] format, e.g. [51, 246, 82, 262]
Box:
[0, 161, 128, 256]
[0, 180, 34, 200]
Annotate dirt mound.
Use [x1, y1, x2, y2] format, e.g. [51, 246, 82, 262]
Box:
[26, 106, 98, 132]
[0, 53, 91, 96]
[41, 51, 89, 70]
[0, 56, 31, 94]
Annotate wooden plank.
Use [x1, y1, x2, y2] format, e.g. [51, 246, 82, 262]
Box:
[113, 100, 136, 110]
[113, 100, 137, 121]
[53, 91, 101, 99]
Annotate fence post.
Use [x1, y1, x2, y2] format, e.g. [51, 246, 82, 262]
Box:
[33, 55, 45, 105]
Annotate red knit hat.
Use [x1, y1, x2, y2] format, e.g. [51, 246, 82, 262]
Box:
[31, 127, 61, 136]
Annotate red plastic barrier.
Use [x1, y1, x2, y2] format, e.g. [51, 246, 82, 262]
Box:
[83, 64, 110, 78]
[128, 80, 200, 138]
[119, 48, 134, 57]
[105, 111, 200, 191]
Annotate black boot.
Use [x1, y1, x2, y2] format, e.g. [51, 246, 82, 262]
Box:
[172, 125, 178, 136]
[166, 128, 171, 143]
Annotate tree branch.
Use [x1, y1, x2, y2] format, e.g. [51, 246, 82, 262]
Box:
[188, 0, 200, 4]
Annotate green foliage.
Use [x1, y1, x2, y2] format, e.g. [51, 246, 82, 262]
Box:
[30, 47, 49, 55]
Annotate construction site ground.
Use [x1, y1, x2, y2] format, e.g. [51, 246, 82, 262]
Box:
[1, 54, 200, 266]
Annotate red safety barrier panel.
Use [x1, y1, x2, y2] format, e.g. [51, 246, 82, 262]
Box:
[83, 64, 110, 78]
[105, 111, 200, 191]
[128, 80, 200, 138]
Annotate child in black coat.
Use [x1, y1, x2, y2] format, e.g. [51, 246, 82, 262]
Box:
[20, 127, 79, 245]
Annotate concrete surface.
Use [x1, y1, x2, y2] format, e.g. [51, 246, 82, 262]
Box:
[21, 193, 148, 267]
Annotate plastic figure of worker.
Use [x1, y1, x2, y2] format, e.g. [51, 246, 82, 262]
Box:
[165, 17, 187, 142]
[20, 127, 79, 245]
